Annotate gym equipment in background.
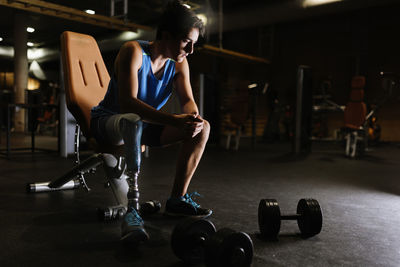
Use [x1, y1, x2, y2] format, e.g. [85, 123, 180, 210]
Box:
[342, 76, 368, 158]
[293, 65, 313, 155]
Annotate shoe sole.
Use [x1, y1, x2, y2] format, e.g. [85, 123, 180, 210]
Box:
[121, 230, 150, 245]
[163, 210, 212, 219]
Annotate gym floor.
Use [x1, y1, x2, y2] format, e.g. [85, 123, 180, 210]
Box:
[1, 135, 399, 266]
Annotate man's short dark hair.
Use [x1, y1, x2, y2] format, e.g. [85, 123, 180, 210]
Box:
[156, 0, 205, 40]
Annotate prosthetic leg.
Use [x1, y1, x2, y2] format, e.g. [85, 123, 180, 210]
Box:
[118, 116, 149, 243]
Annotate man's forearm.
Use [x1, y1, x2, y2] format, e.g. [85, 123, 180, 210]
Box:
[181, 100, 199, 115]
[120, 96, 179, 127]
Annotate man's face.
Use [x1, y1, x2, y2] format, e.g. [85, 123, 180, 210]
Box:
[170, 28, 199, 63]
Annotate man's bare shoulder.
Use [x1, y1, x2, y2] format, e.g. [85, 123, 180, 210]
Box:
[120, 41, 142, 54]
[174, 57, 189, 75]
[115, 41, 143, 73]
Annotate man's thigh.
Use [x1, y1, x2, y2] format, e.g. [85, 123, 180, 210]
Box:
[160, 125, 184, 146]
[142, 124, 184, 147]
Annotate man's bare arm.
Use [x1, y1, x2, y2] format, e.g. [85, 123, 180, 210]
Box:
[174, 58, 199, 116]
[174, 58, 204, 138]
[116, 42, 182, 127]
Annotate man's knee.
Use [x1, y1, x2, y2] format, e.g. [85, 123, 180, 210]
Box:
[104, 113, 141, 145]
[119, 113, 140, 123]
[119, 114, 143, 138]
[200, 119, 210, 141]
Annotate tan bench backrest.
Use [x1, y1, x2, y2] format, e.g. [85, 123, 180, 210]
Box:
[344, 76, 367, 129]
[60, 31, 110, 137]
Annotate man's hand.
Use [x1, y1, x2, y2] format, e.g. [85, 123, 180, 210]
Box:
[175, 114, 204, 138]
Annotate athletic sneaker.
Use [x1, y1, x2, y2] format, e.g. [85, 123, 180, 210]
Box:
[165, 192, 212, 218]
[121, 207, 149, 244]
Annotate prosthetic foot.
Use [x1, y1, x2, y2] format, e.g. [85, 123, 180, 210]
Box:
[120, 170, 149, 244]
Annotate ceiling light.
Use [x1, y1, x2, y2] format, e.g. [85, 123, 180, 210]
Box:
[117, 31, 140, 41]
[0, 46, 13, 57]
[27, 27, 35, 33]
[28, 47, 57, 61]
[248, 83, 258, 89]
[85, 9, 95, 15]
[0, 37, 3, 42]
[27, 42, 34, 47]
[302, 0, 342, 7]
[29, 60, 47, 81]
[183, 4, 191, 9]
[197, 14, 208, 26]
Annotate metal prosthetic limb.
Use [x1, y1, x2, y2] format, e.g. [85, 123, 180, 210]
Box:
[101, 152, 161, 221]
[119, 116, 149, 243]
[120, 117, 143, 212]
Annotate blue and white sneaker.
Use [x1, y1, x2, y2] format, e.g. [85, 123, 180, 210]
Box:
[165, 192, 212, 218]
[121, 207, 149, 244]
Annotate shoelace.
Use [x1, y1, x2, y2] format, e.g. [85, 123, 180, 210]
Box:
[184, 192, 202, 209]
[125, 209, 143, 226]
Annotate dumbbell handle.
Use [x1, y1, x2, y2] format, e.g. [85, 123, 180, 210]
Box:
[195, 236, 206, 245]
[281, 214, 301, 220]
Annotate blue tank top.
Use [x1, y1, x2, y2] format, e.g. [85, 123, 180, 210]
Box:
[91, 40, 176, 119]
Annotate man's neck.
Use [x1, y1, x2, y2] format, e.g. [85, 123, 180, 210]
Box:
[149, 41, 169, 79]
[149, 40, 169, 65]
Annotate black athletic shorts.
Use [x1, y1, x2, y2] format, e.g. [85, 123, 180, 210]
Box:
[91, 116, 165, 147]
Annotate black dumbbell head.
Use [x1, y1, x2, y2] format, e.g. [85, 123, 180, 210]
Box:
[205, 228, 253, 267]
[258, 199, 281, 238]
[171, 217, 216, 265]
[140, 200, 161, 216]
[97, 206, 126, 221]
[297, 198, 323, 238]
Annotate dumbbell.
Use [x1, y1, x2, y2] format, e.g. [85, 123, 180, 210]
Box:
[97, 200, 161, 221]
[258, 198, 323, 238]
[171, 217, 253, 267]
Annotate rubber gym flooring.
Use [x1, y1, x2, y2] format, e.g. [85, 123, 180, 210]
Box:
[1, 135, 399, 266]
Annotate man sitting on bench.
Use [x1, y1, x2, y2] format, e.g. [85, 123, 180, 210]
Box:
[90, 0, 212, 244]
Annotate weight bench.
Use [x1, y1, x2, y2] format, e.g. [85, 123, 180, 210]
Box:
[342, 76, 367, 158]
[27, 31, 148, 220]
